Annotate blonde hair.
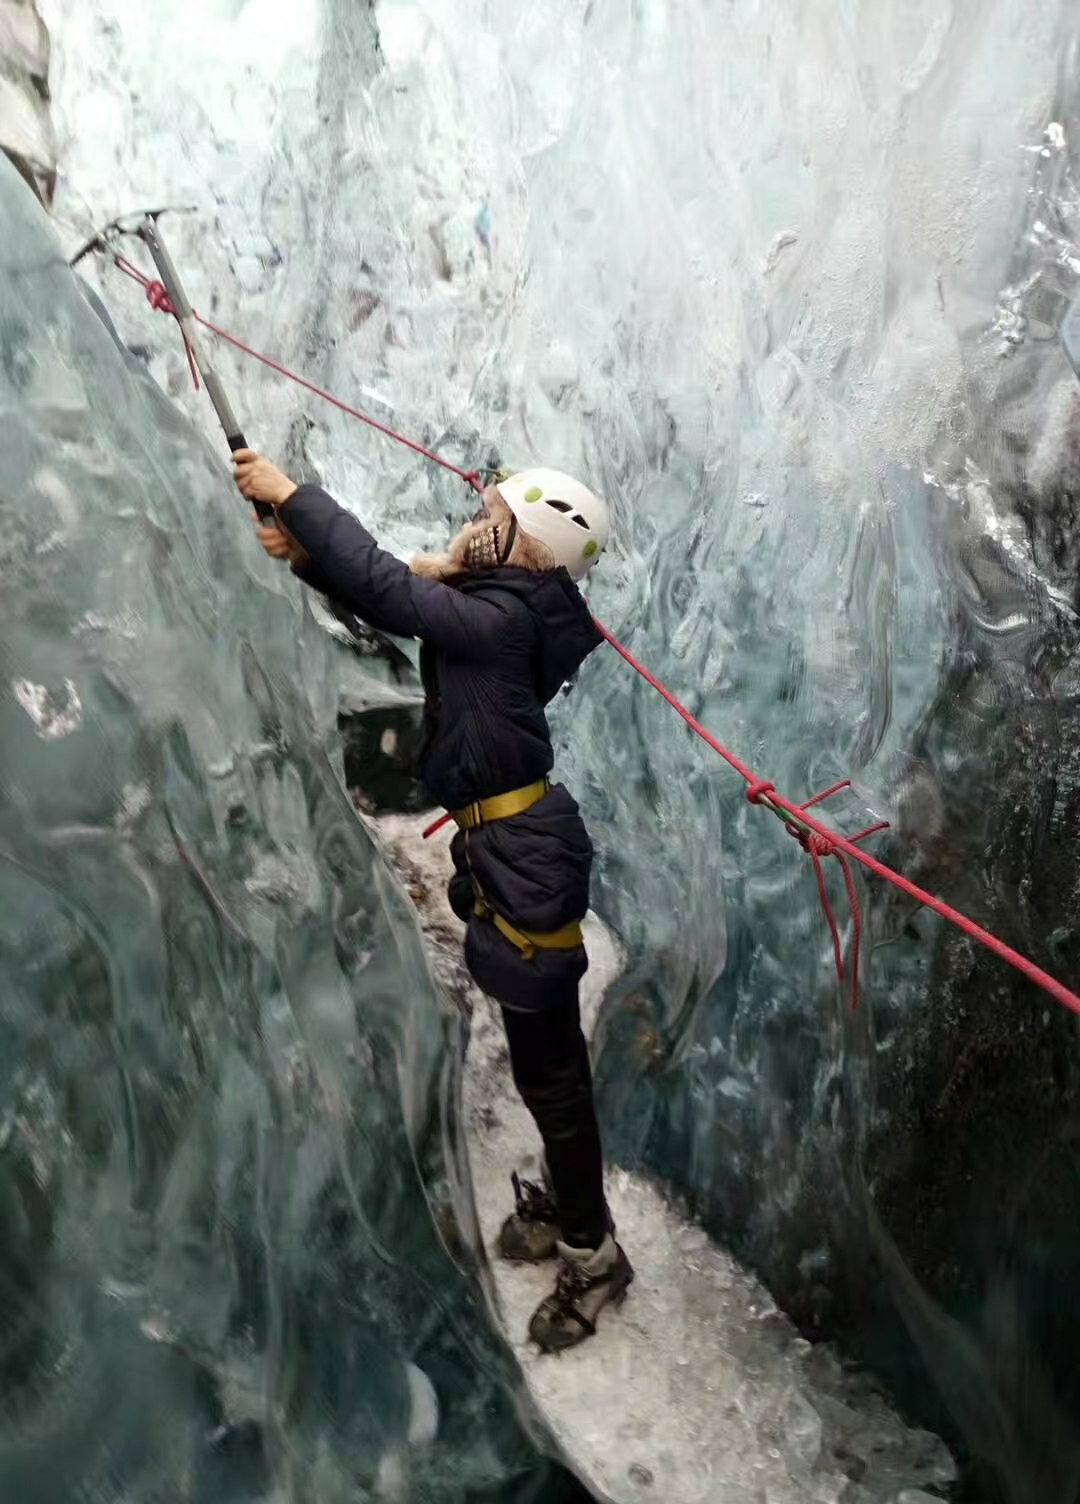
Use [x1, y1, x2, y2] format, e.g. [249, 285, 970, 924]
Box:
[409, 490, 554, 582]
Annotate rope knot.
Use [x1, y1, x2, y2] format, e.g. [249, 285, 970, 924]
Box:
[745, 780, 775, 806]
[145, 280, 174, 316]
[775, 817, 854, 1007]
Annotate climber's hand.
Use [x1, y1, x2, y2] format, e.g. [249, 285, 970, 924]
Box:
[252, 512, 309, 567]
[232, 448, 298, 507]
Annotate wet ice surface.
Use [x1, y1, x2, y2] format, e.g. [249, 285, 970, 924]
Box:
[0, 0, 55, 203]
[0, 167, 603, 1503]
[365, 812, 956, 1504]
[32, 2, 1080, 1493]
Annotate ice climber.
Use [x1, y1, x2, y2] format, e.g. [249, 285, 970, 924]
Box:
[233, 448, 634, 1351]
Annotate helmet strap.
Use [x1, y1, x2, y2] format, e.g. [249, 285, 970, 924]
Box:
[497, 513, 518, 565]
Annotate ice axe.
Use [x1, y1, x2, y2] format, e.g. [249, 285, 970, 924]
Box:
[69, 206, 197, 267]
[135, 215, 275, 521]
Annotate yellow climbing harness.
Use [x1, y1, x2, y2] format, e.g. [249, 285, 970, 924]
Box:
[452, 778, 551, 831]
[475, 903, 584, 962]
[453, 778, 585, 960]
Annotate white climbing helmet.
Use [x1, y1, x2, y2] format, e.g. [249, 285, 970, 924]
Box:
[495, 468, 610, 581]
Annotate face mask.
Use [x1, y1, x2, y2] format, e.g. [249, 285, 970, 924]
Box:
[464, 525, 500, 569]
[463, 512, 518, 570]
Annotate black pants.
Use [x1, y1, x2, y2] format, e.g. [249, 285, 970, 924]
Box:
[499, 997, 609, 1250]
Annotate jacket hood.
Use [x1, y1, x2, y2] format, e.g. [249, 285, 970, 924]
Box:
[459, 567, 603, 703]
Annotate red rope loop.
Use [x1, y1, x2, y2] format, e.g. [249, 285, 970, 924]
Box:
[746, 780, 775, 805]
[145, 279, 174, 316]
[782, 821, 858, 1009]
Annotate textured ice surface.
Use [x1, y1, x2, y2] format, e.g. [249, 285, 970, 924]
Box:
[26, 0, 1080, 1496]
[38, 0, 1078, 1010]
[0, 161, 591, 1503]
[0, 0, 55, 204]
[369, 813, 955, 1504]
[12, 676, 82, 739]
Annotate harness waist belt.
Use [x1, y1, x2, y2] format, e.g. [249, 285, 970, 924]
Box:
[453, 778, 550, 831]
[474, 899, 584, 962]
[456, 777, 580, 961]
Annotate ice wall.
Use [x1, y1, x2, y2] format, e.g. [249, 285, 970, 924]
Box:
[0, 157, 597, 1503]
[31, 1, 1080, 1497]
[0, 0, 55, 203]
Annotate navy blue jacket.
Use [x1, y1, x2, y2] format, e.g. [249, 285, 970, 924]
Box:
[281, 484, 603, 1009]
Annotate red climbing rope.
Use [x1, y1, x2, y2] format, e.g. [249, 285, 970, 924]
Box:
[113, 256, 484, 493]
[595, 629, 1080, 1016]
[106, 249, 1080, 1020]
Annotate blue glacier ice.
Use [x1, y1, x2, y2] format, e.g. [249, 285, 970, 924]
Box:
[0, 157, 603, 1501]
[4, 0, 1080, 1498]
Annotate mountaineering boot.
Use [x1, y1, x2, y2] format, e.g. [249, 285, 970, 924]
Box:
[496, 1170, 561, 1263]
[528, 1234, 634, 1352]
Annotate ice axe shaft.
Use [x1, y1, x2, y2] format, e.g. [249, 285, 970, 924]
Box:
[138, 215, 274, 519]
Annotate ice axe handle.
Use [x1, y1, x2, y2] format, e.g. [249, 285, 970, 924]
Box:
[227, 432, 274, 520]
[136, 218, 276, 525]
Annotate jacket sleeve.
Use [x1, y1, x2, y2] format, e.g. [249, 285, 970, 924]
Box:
[279, 483, 524, 657]
[290, 552, 338, 599]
